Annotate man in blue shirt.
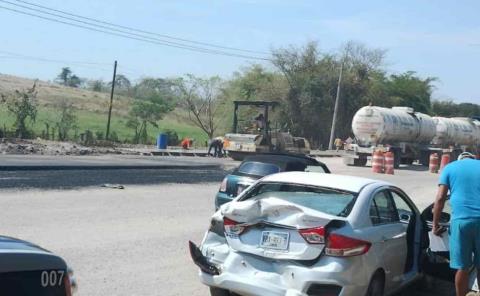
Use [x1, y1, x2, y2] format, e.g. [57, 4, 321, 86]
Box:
[434, 152, 480, 296]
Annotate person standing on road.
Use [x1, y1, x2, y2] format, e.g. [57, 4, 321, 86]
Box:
[433, 152, 480, 296]
[334, 137, 343, 152]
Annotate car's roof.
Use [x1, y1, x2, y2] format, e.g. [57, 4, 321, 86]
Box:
[260, 172, 389, 193]
[242, 154, 320, 166]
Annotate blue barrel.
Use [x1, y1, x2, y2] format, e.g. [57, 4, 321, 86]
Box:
[157, 133, 168, 149]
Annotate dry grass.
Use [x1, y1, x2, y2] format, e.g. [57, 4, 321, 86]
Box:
[0, 74, 132, 115]
[0, 74, 208, 142]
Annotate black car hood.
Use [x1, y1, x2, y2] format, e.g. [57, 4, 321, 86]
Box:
[0, 236, 66, 272]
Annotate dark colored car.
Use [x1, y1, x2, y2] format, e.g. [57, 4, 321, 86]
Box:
[215, 153, 330, 209]
[0, 235, 76, 296]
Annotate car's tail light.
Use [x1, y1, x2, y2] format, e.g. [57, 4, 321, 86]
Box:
[64, 267, 77, 295]
[219, 177, 228, 192]
[64, 273, 72, 296]
[325, 233, 371, 257]
[223, 217, 246, 235]
[299, 227, 325, 244]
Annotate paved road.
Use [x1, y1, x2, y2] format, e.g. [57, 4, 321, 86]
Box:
[0, 154, 236, 169]
[0, 157, 455, 295]
[0, 155, 236, 189]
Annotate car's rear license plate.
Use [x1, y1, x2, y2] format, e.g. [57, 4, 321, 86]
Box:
[260, 231, 289, 250]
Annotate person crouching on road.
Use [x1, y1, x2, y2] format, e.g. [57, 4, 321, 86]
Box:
[208, 137, 224, 157]
[433, 152, 480, 296]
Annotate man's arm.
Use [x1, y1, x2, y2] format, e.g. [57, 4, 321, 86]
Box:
[433, 184, 448, 236]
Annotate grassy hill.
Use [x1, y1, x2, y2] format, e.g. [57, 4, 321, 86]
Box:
[0, 74, 208, 144]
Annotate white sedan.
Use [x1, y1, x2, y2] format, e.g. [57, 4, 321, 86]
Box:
[190, 172, 456, 296]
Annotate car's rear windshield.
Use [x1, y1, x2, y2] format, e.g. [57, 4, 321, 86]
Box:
[242, 182, 356, 217]
[237, 162, 280, 176]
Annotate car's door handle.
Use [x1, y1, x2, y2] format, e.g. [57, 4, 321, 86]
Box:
[381, 233, 406, 242]
[392, 233, 406, 239]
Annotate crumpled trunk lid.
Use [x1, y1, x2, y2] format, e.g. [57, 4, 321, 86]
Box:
[221, 197, 339, 261]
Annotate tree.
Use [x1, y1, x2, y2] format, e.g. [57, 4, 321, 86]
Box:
[175, 74, 225, 139]
[68, 75, 82, 88]
[271, 41, 386, 147]
[1, 82, 38, 138]
[55, 68, 82, 88]
[126, 78, 175, 144]
[56, 67, 72, 86]
[113, 74, 131, 91]
[221, 65, 288, 134]
[384, 71, 436, 114]
[55, 99, 78, 141]
[89, 79, 105, 92]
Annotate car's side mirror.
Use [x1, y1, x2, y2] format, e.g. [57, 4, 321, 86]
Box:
[400, 213, 410, 222]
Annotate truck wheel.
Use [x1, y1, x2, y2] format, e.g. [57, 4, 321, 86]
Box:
[365, 271, 384, 296]
[420, 151, 430, 166]
[401, 158, 414, 165]
[354, 156, 368, 167]
[210, 287, 230, 296]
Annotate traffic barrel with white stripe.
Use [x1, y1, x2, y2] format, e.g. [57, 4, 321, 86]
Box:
[429, 153, 439, 173]
[372, 151, 385, 174]
[440, 153, 450, 171]
[384, 152, 395, 175]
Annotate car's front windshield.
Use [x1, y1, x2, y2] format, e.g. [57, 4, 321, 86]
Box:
[242, 182, 356, 217]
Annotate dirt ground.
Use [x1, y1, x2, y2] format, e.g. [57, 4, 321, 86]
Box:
[0, 157, 456, 295]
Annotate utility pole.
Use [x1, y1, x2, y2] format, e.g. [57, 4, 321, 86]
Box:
[106, 60, 117, 140]
[328, 58, 345, 150]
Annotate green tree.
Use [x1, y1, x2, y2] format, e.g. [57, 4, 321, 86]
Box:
[126, 78, 175, 144]
[55, 99, 78, 141]
[89, 79, 105, 92]
[56, 68, 82, 88]
[56, 67, 72, 86]
[1, 82, 38, 138]
[68, 74, 82, 88]
[384, 71, 436, 114]
[271, 41, 385, 147]
[113, 74, 131, 91]
[221, 65, 288, 133]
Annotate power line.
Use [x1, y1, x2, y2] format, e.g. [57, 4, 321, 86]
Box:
[0, 49, 111, 66]
[0, 50, 114, 72]
[14, 0, 270, 56]
[0, 50, 148, 78]
[1, 0, 263, 59]
[0, 1, 271, 60]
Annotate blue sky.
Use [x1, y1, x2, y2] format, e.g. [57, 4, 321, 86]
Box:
[0, 0, 479, 103]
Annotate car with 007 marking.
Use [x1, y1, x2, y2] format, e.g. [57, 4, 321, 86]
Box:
[0, 235, 76, 296]
[190, 172, 457, 296]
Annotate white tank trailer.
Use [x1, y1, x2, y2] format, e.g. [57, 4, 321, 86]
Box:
[345, 106, 480, 167]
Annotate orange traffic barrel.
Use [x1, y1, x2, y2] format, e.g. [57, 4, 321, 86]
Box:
[440, 153, 450, 171]
[429, 153, 439, 173]
[384, 152, 395, 175]
[372, 151, 385, 174]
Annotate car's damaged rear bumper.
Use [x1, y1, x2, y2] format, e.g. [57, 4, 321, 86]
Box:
[189, 238, 370, 296]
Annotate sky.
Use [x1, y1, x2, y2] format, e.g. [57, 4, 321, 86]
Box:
[0, 0, 479, 103]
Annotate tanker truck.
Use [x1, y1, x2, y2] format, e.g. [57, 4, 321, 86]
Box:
[344, 106, 480, 167]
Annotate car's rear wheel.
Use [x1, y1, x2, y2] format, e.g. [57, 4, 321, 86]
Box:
[210, 287, 230, 296]
[365, 271, 385, 296]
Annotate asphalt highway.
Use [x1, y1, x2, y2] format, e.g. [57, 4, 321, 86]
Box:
[0, 155, 235, 189]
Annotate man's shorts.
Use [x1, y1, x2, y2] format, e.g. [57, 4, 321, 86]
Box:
[450, 218, 480, 270]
